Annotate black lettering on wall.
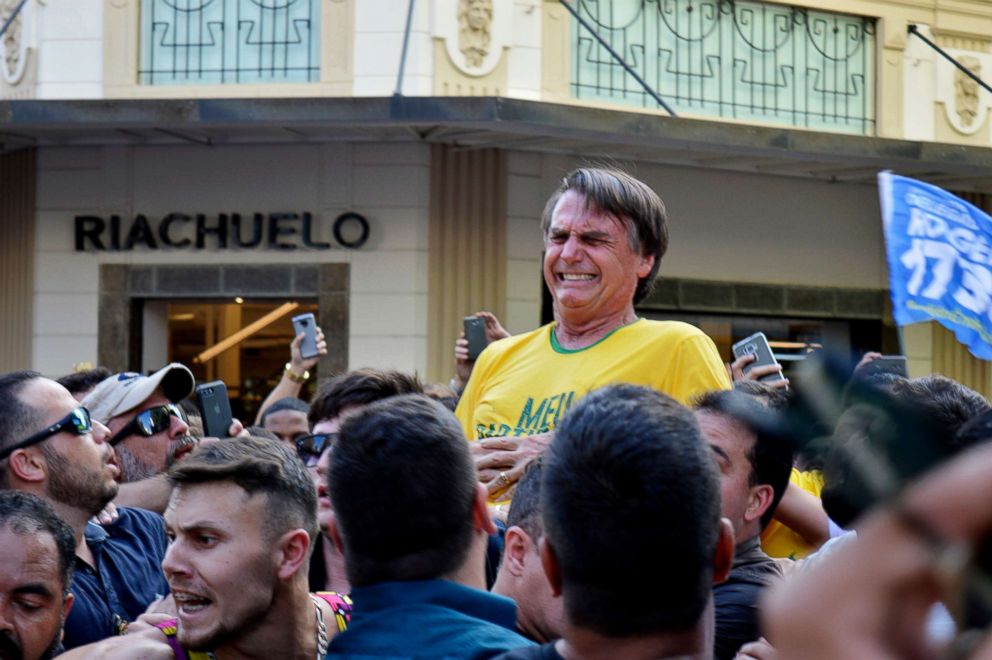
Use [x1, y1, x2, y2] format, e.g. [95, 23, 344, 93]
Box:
[196, 213, 228, 249]
[74, 216, 107, 251]
[109, 215, 121, 251]
[268, 213, 299, 250]
[231, 213, 264, 248]
[124, 214, 159, 250]
[333, 212, 370, 249]
[159, 213, 192, 248]
[301, 212, 331, 249]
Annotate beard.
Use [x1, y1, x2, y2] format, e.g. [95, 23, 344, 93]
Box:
[42, 445, 118, 516]
[116, 435, 197, 483]
[0, 623, 63, 660]
[114, 442, 160, 482]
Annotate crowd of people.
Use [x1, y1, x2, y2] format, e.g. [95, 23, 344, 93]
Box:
[2, 167, 992, 659]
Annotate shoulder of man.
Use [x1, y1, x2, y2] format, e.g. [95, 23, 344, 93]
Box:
[104, 506, 166, 534]
[101, 507, 168, 555]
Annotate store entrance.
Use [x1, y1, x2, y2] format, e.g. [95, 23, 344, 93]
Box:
[145, 299, 319, 423]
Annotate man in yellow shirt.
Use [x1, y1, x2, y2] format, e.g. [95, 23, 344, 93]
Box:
[456, 167, 729, 499]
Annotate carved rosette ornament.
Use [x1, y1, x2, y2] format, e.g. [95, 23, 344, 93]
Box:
[0, 0, 29, 85]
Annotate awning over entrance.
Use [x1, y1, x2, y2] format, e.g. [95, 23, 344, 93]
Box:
[3, 96, 992, 191]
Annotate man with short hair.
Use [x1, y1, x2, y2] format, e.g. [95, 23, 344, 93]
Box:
[498, 384, 733, 660]
[0, 371, 169, 649]
[259, 396, 310, 447]
[0, 490, 76, 660]
[694, 389, 793, 659]
[491, 459, 563, 644]
[61, 436, 351, 659]
[325, 394, 534, 656]
[300, 368, 425, 594]
[457, 167, 730, 498]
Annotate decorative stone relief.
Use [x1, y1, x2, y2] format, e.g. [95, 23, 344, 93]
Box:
[0, 0, 29, 85]
[955, 56, 982, 129]
[436, 0, 510, 77]
[936, 47, 992, 136]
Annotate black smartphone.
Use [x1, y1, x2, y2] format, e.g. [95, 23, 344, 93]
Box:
[291, 313, 320, 360]
[195, 381, 233, 438]
[731, 332, 786, 384]
[464, 316, 489, 361]
[859, 355, 909, 378]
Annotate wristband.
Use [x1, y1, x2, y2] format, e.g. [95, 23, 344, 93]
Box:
[284, 363, 310, 384]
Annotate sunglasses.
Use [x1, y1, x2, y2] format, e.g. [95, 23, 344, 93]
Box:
[0, 407, 92, 461]
[109, 403, 188, 447]
[295, 433, 337, 468]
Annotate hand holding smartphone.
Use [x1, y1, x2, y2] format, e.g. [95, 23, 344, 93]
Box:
[464, 316, 489, 361]
[196, 381, 234, 438]
[731, 332, 786, 384]
[291, 313, 320, 360]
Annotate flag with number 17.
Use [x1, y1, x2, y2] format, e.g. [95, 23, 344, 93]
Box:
[880, 171, 992, 360]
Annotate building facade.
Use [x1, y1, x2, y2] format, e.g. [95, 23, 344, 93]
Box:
[2, 0, 992, 400]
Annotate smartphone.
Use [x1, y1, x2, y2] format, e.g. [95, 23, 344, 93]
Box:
[464, 316, 489, 361]
[732, 332, 786, 384]
[859, 355, 908, 378]
[291, 313, 320, 360]
[195, 381, 233, 438]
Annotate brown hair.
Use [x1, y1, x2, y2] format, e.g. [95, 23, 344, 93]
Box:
[168, 435, 318, 545]
[308, 368, 423, 426]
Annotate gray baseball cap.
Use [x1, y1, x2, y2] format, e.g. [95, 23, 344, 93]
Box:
[82, 363, 195, 423]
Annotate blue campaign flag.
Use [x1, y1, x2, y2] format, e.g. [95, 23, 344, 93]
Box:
[880, 171, 992, 360]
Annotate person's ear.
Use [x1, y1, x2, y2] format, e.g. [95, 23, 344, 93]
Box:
[327, 516, 345, 554]
[502, 526, 532, 578]
[539, 537, 563, 598]
[712, 518, 735, 584]
[275, 529, 311, 581]
[636, 252, 656, 279]
[59, 592, 75, 644]
[7, 448, 47, 484]
[472, 483, 497, 535]
[744, 484, 775, 525]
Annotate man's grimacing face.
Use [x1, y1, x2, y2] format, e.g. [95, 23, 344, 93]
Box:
[162, 482, 281, 651]
[543, 190, 654, 323]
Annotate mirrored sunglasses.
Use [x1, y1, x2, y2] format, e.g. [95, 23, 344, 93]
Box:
[0, 407, 92, 460]
[295, 433, 337, 468]
[109, 403, 187, 447]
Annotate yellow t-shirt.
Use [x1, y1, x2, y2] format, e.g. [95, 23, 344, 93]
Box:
[760, 467, 825, 560]
[455, 319, 730, 441]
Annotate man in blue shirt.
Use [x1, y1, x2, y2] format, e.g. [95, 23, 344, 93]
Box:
[325, 394, 534, 658]
[0, 372, 169, 650]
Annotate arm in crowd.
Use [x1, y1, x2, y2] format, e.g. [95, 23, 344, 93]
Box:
[728, 353, 789, 390]
[771, 483, 830, 550]
[453, 311, 511, 393]
[254, 327, 327, 424]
